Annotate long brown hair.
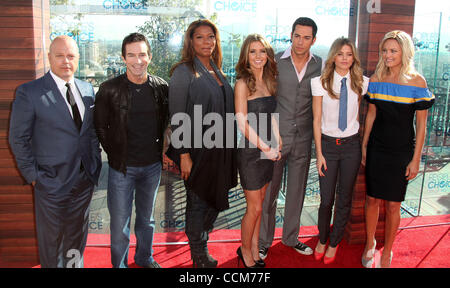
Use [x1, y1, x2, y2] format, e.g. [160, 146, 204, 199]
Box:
[235, 34, 278, 96]
[170, 19, 223, 76]
[321, 37, 363, 100]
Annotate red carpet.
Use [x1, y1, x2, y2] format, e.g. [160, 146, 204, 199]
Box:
[36, 215, 450, 268]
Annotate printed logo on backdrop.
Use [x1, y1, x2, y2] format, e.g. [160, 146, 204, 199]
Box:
[414, 33, 449, 93]
[89, 213, 104, 231]
[401, 200, 419, 216]
[101, 0, 188, 15]
[427, 173, 450, 193]
[264, 25, 291, 47]
[443, 64, 450, 81]
[159, 211, 186, 229]
[314, 0, 356, 17]
[314, 0, 380, 16]
[414, 32, 440, 51]
[50, 21, 95, 43]
[103, 0, 149, 10]
[213, 0, 257, 14]
[306, 185, 321, 202]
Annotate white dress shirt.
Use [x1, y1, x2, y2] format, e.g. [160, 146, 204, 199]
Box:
[311, 71, 369, 138]
[49, 70, 85, 120]
[280, 46, 325, 82]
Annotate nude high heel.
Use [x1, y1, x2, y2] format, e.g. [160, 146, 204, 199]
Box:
[361, 239, 377, 268]
[376, 251, 393, 268]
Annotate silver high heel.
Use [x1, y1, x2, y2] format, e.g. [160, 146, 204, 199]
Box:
[361, 239, 377, 268]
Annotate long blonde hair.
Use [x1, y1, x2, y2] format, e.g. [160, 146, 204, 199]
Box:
[235, 34, 278, 96]
[170, 19, 223, 76]
[320, 37, 364, 100]
[375, 30, 418, 83]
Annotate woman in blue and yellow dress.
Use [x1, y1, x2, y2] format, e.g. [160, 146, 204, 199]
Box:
[361, 30, 434, 268]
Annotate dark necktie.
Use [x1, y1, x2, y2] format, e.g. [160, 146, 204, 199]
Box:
[65, 83, 82, 131]
[338, 77, 348, 132]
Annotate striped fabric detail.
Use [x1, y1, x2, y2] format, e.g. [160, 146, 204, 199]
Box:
[367, 82, 435, 105]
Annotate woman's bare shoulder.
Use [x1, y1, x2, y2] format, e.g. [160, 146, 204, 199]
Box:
[407, 74, 427, 88]
[234, 78, 250, 96]
[369, 74, 379, 82]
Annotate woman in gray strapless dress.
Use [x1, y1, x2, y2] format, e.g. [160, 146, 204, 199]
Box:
[237, 96, 277, 190]
[234, 34, 281, 268]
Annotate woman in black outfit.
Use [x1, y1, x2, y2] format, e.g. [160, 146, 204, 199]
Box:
[235, 34, 281, 268]
[168, 19, 237, 268]
[361, 30, 434, 268]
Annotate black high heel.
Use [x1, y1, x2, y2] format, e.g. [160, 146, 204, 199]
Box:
[192, 253, 218, 268]
[236, 247, 258, 268]
[254, 258, 266, 267]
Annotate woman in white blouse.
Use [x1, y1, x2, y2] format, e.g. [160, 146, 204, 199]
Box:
[311, 37, 369, 264]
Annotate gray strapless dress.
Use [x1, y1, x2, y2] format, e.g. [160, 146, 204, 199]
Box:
[237, 96, 277, 191]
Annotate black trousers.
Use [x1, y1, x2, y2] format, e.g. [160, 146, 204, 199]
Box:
[34, 169, 94, 268]
[185, 189, 219, 258]
[318, 134, 361, 247]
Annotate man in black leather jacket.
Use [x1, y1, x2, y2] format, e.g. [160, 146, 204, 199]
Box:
[94, 33, 168, 268]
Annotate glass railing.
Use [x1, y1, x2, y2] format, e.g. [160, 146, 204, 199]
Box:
[404, 10, 450, 217]
[47, 0, 449, 239]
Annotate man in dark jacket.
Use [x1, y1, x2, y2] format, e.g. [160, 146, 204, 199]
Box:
[94, 33, 168, 268]
[9, 36, 102, 268]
